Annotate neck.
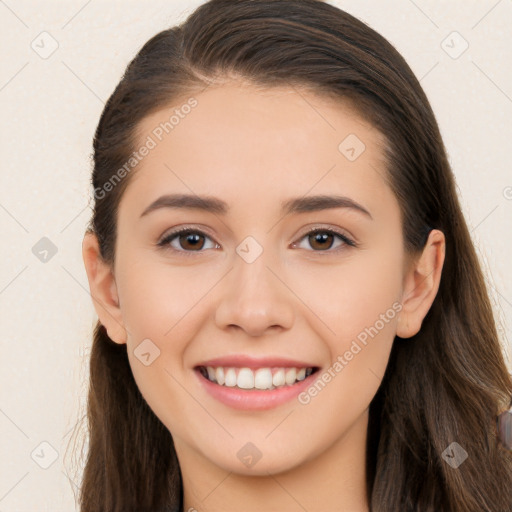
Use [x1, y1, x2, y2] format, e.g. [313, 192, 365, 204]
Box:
[177, 409, 370, 512]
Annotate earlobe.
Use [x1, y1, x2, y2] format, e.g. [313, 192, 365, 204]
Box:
[396, 229, 445, 339]
[82, 231, 127, 345]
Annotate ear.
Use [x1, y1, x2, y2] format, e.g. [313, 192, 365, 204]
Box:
[396, 229, 445, 338]
[82, 231, 127, 344]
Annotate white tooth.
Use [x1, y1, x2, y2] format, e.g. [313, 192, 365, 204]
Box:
[254, 368, 273, 390]
[207, 366, 216, 382]
[224, 368, 237, 387]
[285, 368, 297, 385]
[215, 367, 225, 385]
[272, 368, 285, 387]
[296, 368, 306, 381]
[237, 368, 255, 389]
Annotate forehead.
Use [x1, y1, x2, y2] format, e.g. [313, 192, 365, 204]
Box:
[122, 83, 393, 219]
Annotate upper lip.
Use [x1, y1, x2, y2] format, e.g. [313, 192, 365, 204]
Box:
[195, 355, 317, 369]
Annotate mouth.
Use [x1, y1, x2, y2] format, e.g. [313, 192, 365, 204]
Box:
[192, 353, 322, 410]
[196, 365, 319, 390]
[194, 363, 320, 410]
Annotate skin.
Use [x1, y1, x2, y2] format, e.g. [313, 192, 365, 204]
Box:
[82, 83, 445, 512]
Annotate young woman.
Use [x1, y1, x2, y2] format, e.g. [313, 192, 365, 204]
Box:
[79, 0, 512, 510]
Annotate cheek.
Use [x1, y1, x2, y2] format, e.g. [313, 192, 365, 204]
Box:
[116, 253, 217, 340]
[298, 248, 402, 420]
[115, 255, 222, 409]
[292, 256, 401, 449]
[117, 256, 205, 434]
[292, 245, 403, 353]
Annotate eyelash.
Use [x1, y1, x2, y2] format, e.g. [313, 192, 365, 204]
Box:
[157, 226, 357, 257]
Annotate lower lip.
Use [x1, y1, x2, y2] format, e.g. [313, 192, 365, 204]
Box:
[195, 369, 318, 410]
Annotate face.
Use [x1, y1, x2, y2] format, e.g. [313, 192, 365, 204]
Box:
[84, 83, 444, 477]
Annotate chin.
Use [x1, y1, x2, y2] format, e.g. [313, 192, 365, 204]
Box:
[209, 447, 307, 476]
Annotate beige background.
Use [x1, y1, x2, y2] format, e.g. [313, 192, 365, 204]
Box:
[0, 1, 511, 509]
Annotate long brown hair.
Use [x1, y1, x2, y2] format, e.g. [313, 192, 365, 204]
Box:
[75, 1, 512, 510]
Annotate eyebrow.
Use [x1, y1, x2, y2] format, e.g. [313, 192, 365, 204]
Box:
[139, 193, 373, 219]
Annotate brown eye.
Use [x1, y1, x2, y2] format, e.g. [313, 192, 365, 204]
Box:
[295, 228, 355, 253]
[308, 231, 335, 250]
[177, 232, 206, 251]
[158, 229, 217, 253]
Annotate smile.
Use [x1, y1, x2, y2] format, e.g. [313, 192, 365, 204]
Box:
[198, 365, 316, 390]
[195, 364, 320, 410]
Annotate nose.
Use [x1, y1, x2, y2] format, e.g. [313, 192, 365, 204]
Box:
[214, 246, 295, 337]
